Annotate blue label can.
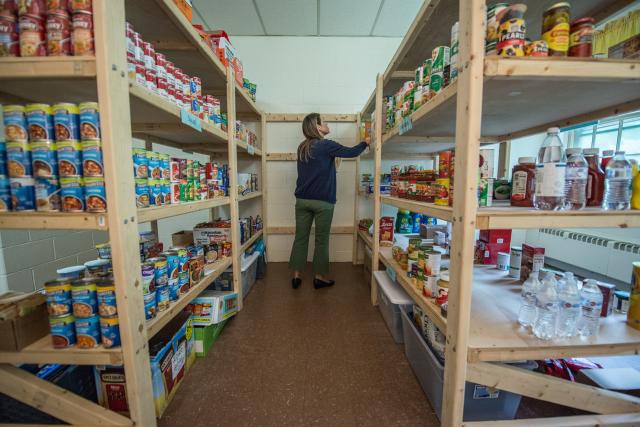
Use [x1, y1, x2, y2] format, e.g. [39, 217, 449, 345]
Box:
[6, 141, 32, 177]
[135, 178, 149, 208]
[71, 278, 98, 318]
[0, 142, 6, 176]
[53, 103, 80, 141]
[161, 180, 171, 205]
[75, 315, 100, 349]
[155, 284, 170, 311]
[60, 176, 84, 212]
[148, 179, 162, 206]
[159, 153, 170, 180]
[84, 177, 106, 213]
[35, 176, 61, 212]
[0, 175, 11, 211]
[31, 140, 58, 177]
[132, 148, 148, 178]
[100, 316, 120, 348]
[3, 105, 27, 142]
[81, 140, 104, 177]
[57, 140, 82, 176]
[147, 152, 161, 179]
[45, 279, 73, 317]
[50, 314, 76, 348]
[79, 102, 100, 140]
[9, 176, 35, 211]
[96, 279, 117, 317]
[144, 291, 156, 320]
[25, 104, 55, 142]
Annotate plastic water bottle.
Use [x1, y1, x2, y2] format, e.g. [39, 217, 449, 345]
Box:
[603, 151, 632, 210]
[534, 127, 566, 210]
[564, 148, 588, 210]
[577, 279, 603, 337]
[518, 271, 540, 328]
[533, 272, 559, 340]
[556, 272, 582, 338]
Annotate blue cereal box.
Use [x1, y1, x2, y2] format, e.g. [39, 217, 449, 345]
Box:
[81, 140, 104, 177]
[31, 140, 58, 177]
[79, 102, 100, 140]
[6, 141, 32, 177]
[84, 177, 107, 212]
[57, 140, 82, 176]
[53, 103, 80, 141]
[60, 176, 84, 212]
[3, 105, 27, 141]
[9, 176, 35, 211]
[25, 103, 55, 141]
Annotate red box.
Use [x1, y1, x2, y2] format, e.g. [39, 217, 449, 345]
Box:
[475, 241, 510, 265]
[520, 244, 544, 281]
[479, 229, 512, 245]
[597, 282, 616, 317]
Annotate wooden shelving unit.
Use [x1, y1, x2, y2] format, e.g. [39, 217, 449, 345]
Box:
[238, 191, 262, 203]
[359, 0, 640, 425]
[0, 1, 265, 425]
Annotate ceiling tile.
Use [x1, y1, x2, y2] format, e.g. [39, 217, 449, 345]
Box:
[193, 0, 265, 35]
[255, 0, 317, 36]
[372, 0, 423, 37]
[319, 0, 381, 36]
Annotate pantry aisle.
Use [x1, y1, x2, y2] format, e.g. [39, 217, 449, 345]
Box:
[158, 262, 440, 426]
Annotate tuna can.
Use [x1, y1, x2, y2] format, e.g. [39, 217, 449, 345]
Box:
[9, 176, 35, 211]
[52, 102, 80, 141]
[628, 262, 640, 330]
[132, 148, 148, 178]
[95, 242, 111, 259]
[78, 101, 100, 140]
[25, 103, 54, 141]
[81, 139, 103, 176]
[45, 278, 73, 317]
[141, 261, 155, 294]
[84, 176, 106, 212]
[57, 265, 85, 279]
[6, 140, 32, 177]
[71, 277, 98, 318]
[134, 178, 149, 208]
[144, 291, 156, 320]
[31, 140, 57, 177]
[155, 284, 170, 311]
[425, 250, 441, 276]
[75, 315, 100, 348]
[497, 251, 510, 271]
[57, 139, 82, 176]
[508, 246, 522, 278]
[85, 258, 111, 277]
[96, 278, 117, 317]
[148, 179, 162, 206]
[100, 316, 120, 348]
[50, 314, 76, 348]
[60, 176, 84, 212]
[35, 176, 60, 211]
[0, 175, 12, 211]
[3, 105, 27, 141]
[149, 256, 168, 287]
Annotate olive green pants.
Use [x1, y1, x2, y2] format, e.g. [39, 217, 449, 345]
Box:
[289, 198, 335, 275]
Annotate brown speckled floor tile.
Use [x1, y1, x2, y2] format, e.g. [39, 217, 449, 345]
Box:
[158, 262, 439, 427]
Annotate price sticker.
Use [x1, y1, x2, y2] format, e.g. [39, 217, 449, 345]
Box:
[180, 109, 202, 132]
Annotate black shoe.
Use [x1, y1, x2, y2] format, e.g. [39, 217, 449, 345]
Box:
[314, 278, 335, 289]
[292, 278, 302, 289]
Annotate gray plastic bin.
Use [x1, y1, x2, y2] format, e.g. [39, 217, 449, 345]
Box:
[400, 306, 535, 422]
[375, 271, 413, 344]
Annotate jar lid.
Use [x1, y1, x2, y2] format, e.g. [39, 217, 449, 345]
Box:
[518, 157, 536, 164]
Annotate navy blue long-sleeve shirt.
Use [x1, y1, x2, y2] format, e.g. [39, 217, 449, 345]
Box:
[295, 139, 368, 204]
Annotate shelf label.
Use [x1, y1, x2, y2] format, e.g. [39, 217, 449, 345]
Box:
[399, 117, 412, 135]
[386, 266, 397, 283]
[180, 109, 202, 132]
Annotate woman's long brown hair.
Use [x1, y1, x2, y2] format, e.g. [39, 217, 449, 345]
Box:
[298, 113, 324, 162]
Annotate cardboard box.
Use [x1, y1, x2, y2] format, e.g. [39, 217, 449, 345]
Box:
[475, 241, 510, 265]
[0, 293, 48, 351]
[193, 221, 231, 244]
[597, 281, 616, 317]
[520, 244, 545, 281]
[171, 230, 193, 247]
[609, 34, 640, 60]
[189, 291, 238, 326]
[173, 0, 192, 22]
[194, 320, 227, 357]
[479, 229, 512, 245]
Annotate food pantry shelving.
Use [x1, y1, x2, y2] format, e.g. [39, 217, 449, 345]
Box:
[0, 1, 265, 426]
[355, 0, 640, 425]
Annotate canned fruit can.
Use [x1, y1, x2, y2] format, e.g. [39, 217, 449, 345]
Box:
[434, 178, 450, 206]
[84, 258, 111, 277]
[96, 279, 116, 317]
[542, 2, 570, 56]
[144, 291, 156, 320]
[96, 242, 111, 259]
[45, 278, 72, 316]
[31, 140, 57, 177]
[25, 103, 54, 141]
[52, 102, 80, 141]
[50, 314, 76, 348]
[57, 139, 81, 176]
[3, 105, 27, 141]
[132, 148, 148, 178]
[9, 176, 35, 211]
[525, 40, 548, 57]
[134, 178, 149, 208]
[75, 315, 100, 348]
[628, 262, 640, 330]
[71, 10, 93, 56]
[84, 176, 106, 212]
[81, 140, 103, 176]
[7, 141, 32, 177]
[155, 285, 170, 311]
[78, 102, 100, 140]
[45, 10, 70, 56]
[71, 277, 98, 317]
[60, 176, 84, 212]
[431, 46, 450, 73]
[149, 256, 168, 287]
[35, 176, 60, 211]
[141, 261, 155, 294]
[100, 316, 120, 348]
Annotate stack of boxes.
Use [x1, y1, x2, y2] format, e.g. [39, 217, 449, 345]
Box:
[475, 229, 512, 265]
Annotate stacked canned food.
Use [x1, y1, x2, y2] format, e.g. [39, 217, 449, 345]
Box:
[133, 148, 228, 208]
[0, 0, 93, 58]
[389, 165, 437, 203]
[239, 215, 263, 245]
[125, 21, 226, 129]
[1, 102, 106, 213]
[235, 121, 259, 149]
[45, 258, 120, 350]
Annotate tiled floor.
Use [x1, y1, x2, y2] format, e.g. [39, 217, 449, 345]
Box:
[158, 262, 440, 427]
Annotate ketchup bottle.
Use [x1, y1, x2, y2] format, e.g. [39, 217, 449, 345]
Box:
[601, 149, 614, 171]
[584, 148, 605, 207]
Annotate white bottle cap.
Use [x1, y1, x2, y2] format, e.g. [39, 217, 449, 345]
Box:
[547, 127, 560, 134]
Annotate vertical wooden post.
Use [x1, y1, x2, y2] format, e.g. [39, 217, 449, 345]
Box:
[227, 71, 242, 308]
[441, 0, 485, 426]
[94, 1, 156, 425]
[260, 114, 268, 252]
[370, 74, 384, 305]
[352, 113, 361, 265]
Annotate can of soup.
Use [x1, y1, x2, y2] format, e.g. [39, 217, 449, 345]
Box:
[84, 176, 106, 212]
[19, 14, 46, 57]
[71, 277, 98, 318]
[132, 148, 148, 178]
[0, 176, 11, 211]
[60, 176, 84, 211]
[75, 315, 100, 348]
[155, 285, 170, 311]
[7, 141, 32, 177]
[134, 178, 149, 208]
[85, 258, 111, 277]
[149, 256, 168, 288]
[96, 278, 117, 317]
[71, 10, 93, 56]
[95, 242, 111, 259]
[25, 103, 54, 141]
[81, 139, 103, 176]
[45, 9, 70, 56]
[144, 291, 156, 320]
[78, 101, 100, 140]
[100, 316, 120, 348]
[31, 140, 57, 177]
[45, 278, 73, 317]
[147, 151, 161, 179]
[9, 176, 35, 211]
[57, 139, 82, 176]
[52, 102, 80, 141]
[50, 314, 76, 348]
[141, 261, 155, 294]
[3, 105, 27, 141]
[35, 176, 60, 211]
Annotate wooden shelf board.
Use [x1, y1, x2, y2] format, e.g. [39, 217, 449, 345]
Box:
[357, 228, 373, 249]
[381, 195, 453, 221]
[379, 246, 447, 332]
[467, 265, 640, 363]
[0, 56, 96, 79]
[240, 229, 263, 253]
[146, 257, 232, 338]
[0, 335, 123, 365]
[137, 197, 229, 223]
[238, 191, 262, 202]
[235, 140, 262, 156]
[0, 211, 108, 230]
